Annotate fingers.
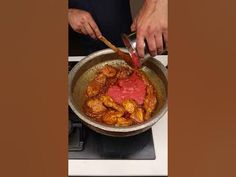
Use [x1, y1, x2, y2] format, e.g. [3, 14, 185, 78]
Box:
[136, 32, 145, 58]
[80, 27, 87, 35]
[137, 31, 165, 57]
[146, 35, 157, 56]
[84, 13, 101, 39]
[154, 32, 164, 54]
[68, 9, 101, 39]
[131, 17, 137, 32]
[88, 17, 102, 38]
[131, 23, 136, 32]
[84, 23, 96, 39]
[137, 27, 165, 57]
[163, 30, 168, 50]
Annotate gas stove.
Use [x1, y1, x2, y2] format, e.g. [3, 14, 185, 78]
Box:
[68, 55, 168, 176]
[69, 106, 156, 160]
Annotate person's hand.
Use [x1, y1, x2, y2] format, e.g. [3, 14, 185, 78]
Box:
[131, 0, 168, 57]
[68, 9, 102, 39]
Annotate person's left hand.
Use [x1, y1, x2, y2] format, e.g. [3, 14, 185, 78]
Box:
[131, 0, 168, 57]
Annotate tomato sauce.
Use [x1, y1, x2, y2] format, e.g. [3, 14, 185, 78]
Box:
[107, 72, 146, 104]
[130, 51, 141, 69]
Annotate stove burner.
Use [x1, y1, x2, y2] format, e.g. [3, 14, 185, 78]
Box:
[68, 107, 155, 160]
[69, 107, 85, 151]
[68, 121, 85, 151]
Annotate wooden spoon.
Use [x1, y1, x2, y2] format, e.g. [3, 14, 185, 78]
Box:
[98, 36, 134, 67]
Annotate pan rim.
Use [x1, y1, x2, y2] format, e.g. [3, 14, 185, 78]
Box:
[68, 48, 168, 133]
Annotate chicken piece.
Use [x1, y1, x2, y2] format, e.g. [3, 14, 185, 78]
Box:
[102, 110, 123, 125]
[136, 70, 150, 86]
[94, 73, 107, 84]
[136, 70, 157, 120]
[106, 77, 117, 86]
[87, 82, 102, 97]
[86, 73, 106, 97]
[123, 111, 131, 119]
[121, 99, 138, 114]
[98, 76, 118, 96]
[144, 111, 152, 121]
[85, 98, 107, 118]
[100, 64, 117, 77]
[144, 84, 157, 120]
[86, 98, 107, 113]
[116, 117, 133, 127]
[100, 95, 125, 113]
[116, 67, 132, 79]
[130, 107, 144, 123]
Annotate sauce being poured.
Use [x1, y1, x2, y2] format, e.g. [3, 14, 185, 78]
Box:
[130, 51, 141, 69]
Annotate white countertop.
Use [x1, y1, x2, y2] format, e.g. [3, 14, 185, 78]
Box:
[68, 55, 168, 176]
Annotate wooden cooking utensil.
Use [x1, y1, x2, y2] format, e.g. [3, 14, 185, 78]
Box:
[98, 36, 134, 67]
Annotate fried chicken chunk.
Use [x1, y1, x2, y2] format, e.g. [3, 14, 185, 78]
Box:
[136, 70, 150, 86]
[100, 95, 125, 113]
[94, 73, 107, 84]
[121, 99, 138, 114]
[130, 107, 144, 123]
[86, 73, 106, 97]
[86, 83, 102, 97]
[136, 70, 157, 120]
[116, 117, 133, 127]
[144, 84, 157, 120]
[116, 66, 132, 79]
[84, 64, 158, 127]
[100, 64, 117, 77]
[102, 110, 123, 125]
[85, 98, 107, 118]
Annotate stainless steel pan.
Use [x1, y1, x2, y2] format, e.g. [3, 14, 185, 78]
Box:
[68, 48, 168, 137]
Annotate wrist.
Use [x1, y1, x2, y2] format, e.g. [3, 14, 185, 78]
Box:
[68, 8, 81, 13]
[68, 8, 75, 14]
[144, 0, 167, 12]
[144, 0, 158, 6]
[143, 0, 159, 12]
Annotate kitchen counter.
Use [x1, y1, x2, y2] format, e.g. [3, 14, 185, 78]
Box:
[68, 55, 168, 176]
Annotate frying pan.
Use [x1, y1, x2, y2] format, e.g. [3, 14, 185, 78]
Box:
[68, 48, 168, 137]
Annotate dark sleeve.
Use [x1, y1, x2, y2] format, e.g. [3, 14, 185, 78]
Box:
[68, 0, 79, 9]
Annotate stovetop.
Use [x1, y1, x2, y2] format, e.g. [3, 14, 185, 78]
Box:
[68, 107, 156, 160]
[68, 56, 168, 176]
[68, 61, 156, 160]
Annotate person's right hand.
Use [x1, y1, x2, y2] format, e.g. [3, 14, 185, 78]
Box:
[68, 9, 101, 39]
[131, 0, 168, 58]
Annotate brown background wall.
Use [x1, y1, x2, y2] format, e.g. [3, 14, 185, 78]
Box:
[169, 0, 236, 176]
[0, 1, 68, 177]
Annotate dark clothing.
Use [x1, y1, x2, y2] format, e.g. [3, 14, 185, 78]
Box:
[69, 0, 132, 55]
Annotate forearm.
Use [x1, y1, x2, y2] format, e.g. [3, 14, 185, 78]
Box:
[144, 0, 158, 5]
[143, 0, 167, 11]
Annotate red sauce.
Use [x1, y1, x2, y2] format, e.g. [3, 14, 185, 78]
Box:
[131, 51, 141, 68]
[107, 72, 146, 104]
